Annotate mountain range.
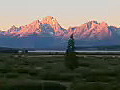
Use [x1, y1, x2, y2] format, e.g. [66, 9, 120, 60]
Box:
[0, 16, 120, 49]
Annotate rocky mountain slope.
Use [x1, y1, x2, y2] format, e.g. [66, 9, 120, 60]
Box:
[0, 16, 120, 48]
[3, 16, 120, 40]
[5, 16, 65, 37]
[68, 21, 112, 40]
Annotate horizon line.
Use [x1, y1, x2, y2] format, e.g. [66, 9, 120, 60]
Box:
[0, 16, 120, 31]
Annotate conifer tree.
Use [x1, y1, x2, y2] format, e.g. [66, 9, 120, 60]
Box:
[65, 34, 79, 70]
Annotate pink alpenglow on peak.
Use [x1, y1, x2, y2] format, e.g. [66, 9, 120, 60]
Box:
[6, 16, 65, 37]
[16, 20, 42, 36]
[41, 16, 65, 36]
[68, 21, 111, 40]
[4, 16, 120, 40]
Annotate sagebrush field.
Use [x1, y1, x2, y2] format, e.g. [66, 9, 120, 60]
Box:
[0, 53, 120, 90]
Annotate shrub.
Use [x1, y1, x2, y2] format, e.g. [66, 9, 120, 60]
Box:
[64, 52, 79, 70]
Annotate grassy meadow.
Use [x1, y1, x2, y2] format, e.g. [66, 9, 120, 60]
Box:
[0, 53, 120, 90]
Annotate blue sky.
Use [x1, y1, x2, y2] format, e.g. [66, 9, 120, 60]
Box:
[0, 0, 119, 30]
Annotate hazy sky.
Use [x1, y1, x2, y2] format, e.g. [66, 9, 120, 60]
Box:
[0, 0, 119, 30]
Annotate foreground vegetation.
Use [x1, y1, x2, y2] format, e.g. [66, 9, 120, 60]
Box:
[0, 53, 120, 90]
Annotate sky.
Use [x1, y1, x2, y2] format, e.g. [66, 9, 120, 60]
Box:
[0, 0, 119, 30]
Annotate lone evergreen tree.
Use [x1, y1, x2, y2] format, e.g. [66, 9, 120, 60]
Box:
[66, 34, 75, 53]
[65, 34, 79, 70]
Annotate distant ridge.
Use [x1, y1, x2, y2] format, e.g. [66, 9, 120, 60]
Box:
[0, 16, 119, 40]
[5, 16, 65, 37]
[68, 21, 111, 40]
[0, 16, 119, 48]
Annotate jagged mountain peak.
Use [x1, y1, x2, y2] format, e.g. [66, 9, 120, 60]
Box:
[6, 16, 65, 36]
[27, 20, 41, 26]
[7, 25, 21, 33]
[86, 20, 99, 24]
[41, 16, 65, 36]
[100, 22, 108, 26]
[41, 16, 59, 25]
[11, 25, 17, 28]
[84, 21, 108, 26]
[16, 20, 42, 36]
[67, 21, 111, 40]
[82, 21, 108, 29]
[4, 17, 120, 40]
[9, 25, 19, 30]
[1, 17, 120, 48]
